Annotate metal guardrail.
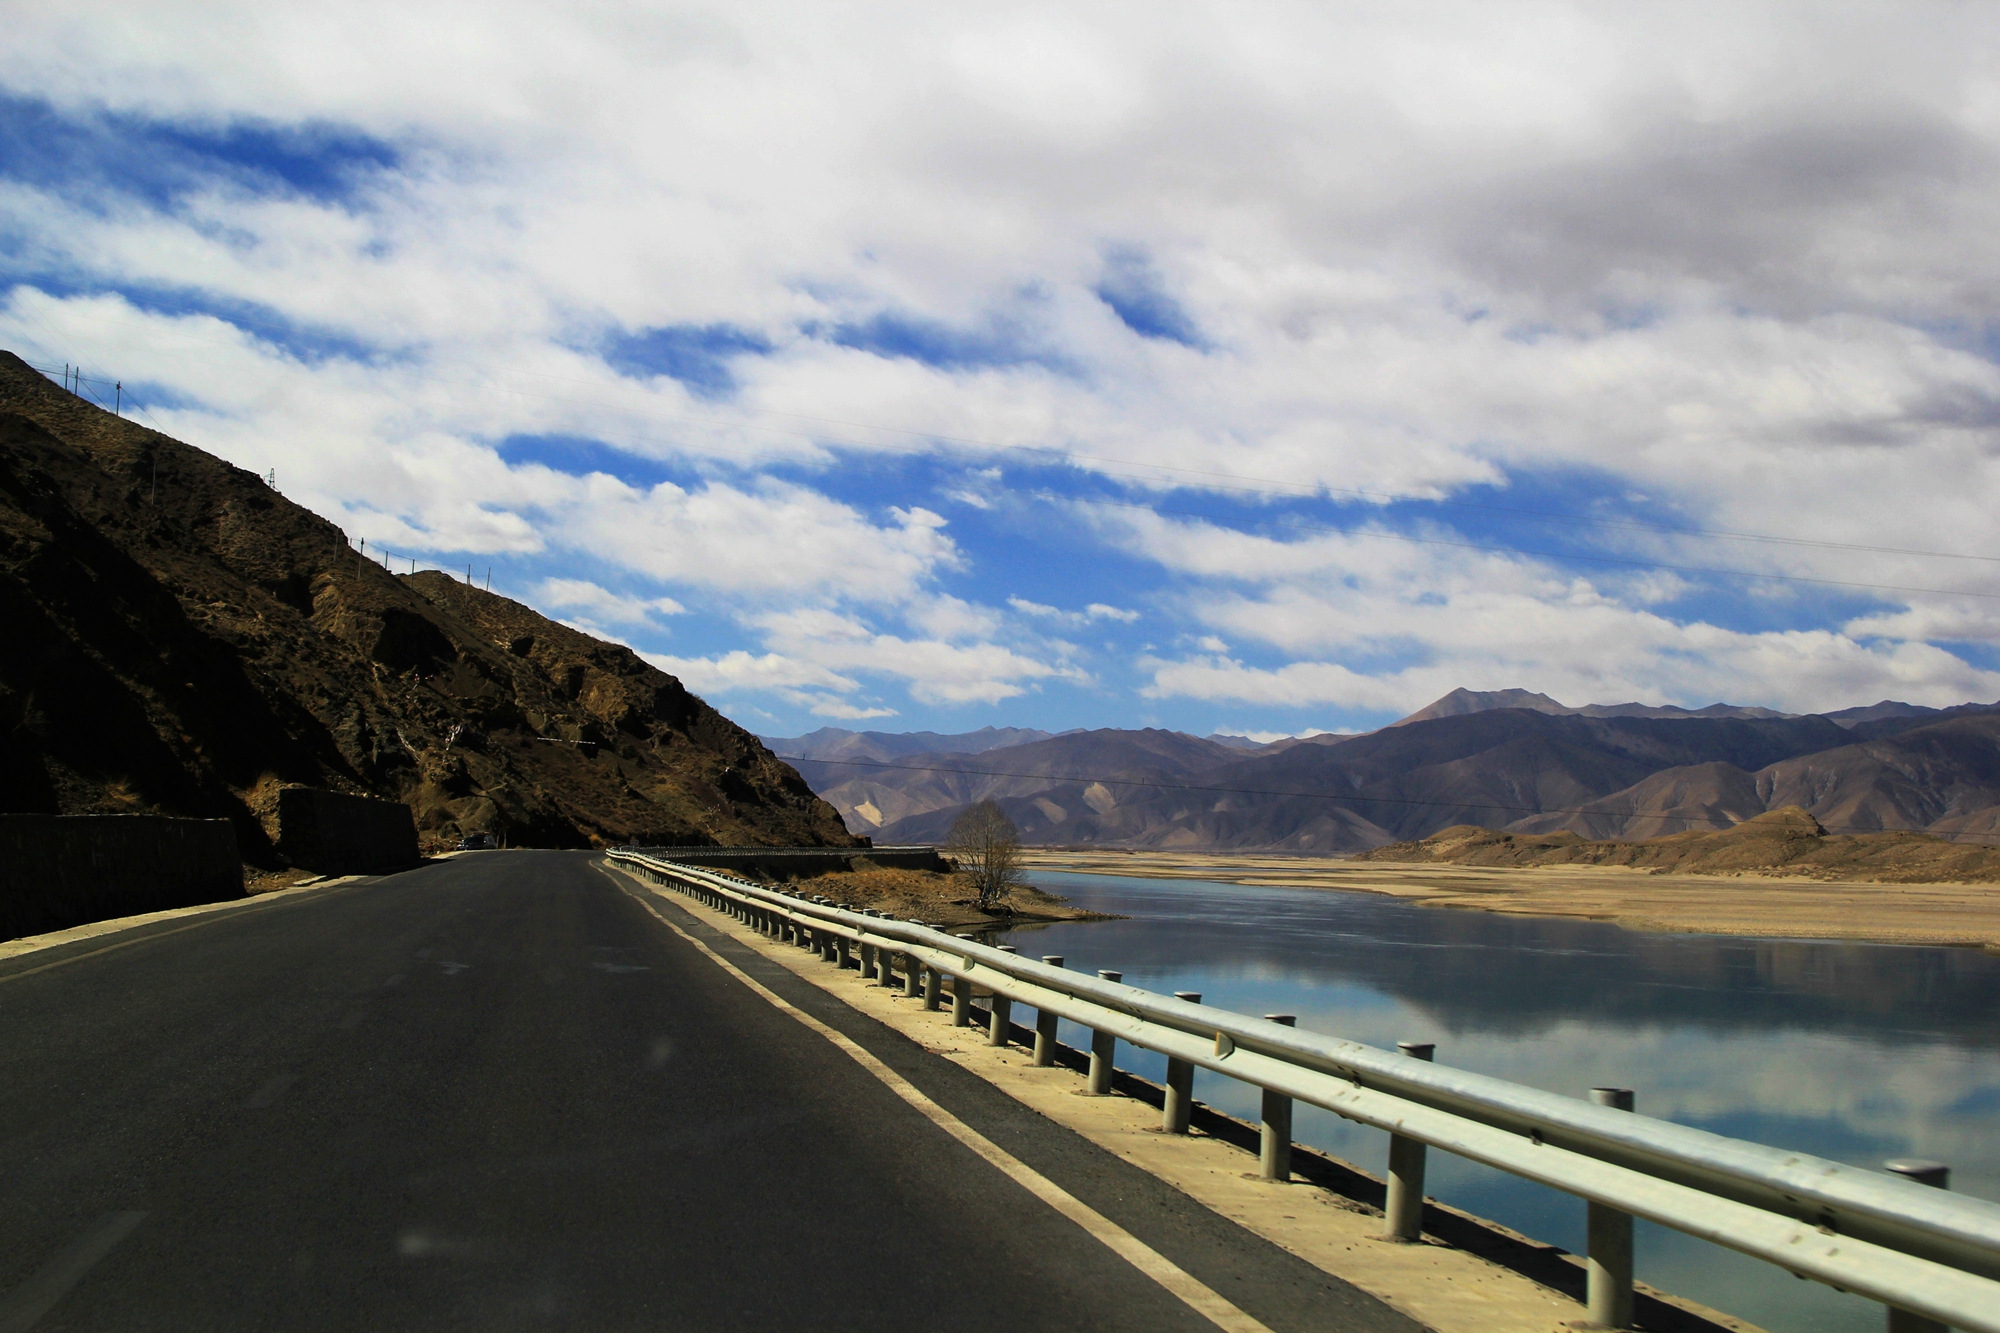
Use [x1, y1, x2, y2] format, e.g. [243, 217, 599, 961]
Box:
[608, 850, 2000, 1332]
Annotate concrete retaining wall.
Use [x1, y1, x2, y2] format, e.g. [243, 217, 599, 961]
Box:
[628, 845, 948, 879]
[0, 813, 243, 941]
[276, 787, 419, 874]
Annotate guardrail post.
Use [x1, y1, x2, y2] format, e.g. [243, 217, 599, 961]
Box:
[903, 946, 922, 997]
[1035, 957, 1064, 1066]
[1587, 1087, 1636, 1330]
[1882, 1160, 1950, 1333]
[859, 939, 876, 978]
[865, 914, 891, 984]
[924, 963, 942, 1011]
[952, 966, 973, 1026]
[988, 947, 1016, 1045]
[1260, 1015, 1297, 1181]
[836, 935, 853, 969]
[1087, 971, 1122, 1094]
[1164, 992, 1202, 1133]
[1385, 1041, 1435, 1241]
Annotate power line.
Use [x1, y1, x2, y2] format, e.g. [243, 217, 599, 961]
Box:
[20, 356, 174, 436]
[774, 752, 2000, 847]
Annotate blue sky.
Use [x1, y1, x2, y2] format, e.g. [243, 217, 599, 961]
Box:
[8, 3, 2000, 739]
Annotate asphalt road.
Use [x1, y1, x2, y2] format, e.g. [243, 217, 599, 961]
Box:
[0, 851, 1419, 1332]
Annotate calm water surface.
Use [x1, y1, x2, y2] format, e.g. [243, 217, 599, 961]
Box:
[994, 872, 2000, 1333]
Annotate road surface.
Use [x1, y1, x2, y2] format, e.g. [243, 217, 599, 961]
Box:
[0, 851, 1417, 1331]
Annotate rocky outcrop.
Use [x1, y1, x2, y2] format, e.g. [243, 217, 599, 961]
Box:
[0, 350, 858, 857]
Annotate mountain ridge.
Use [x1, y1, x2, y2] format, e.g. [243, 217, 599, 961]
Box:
[0, 350, 855, 858]
[800, 691, 2000, 852]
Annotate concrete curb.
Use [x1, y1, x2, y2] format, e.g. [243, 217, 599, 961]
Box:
[0, 873, 368, 963]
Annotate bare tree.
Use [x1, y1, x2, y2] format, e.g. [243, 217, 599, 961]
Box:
[946, 800, 1026, 911]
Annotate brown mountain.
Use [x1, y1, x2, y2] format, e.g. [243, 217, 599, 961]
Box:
[1392, 686, 1795, 726]
[862, 709, 1851, 851]
[0, 350, 855, 859]
[1361, 806, 2000, 883]
[765, 725, 1057, 764]
[1754, 713, 2000, 833]
[1507, 761, 1767, 839]
[814, 728, 1243, 839]
[856, 705, 2000, 853]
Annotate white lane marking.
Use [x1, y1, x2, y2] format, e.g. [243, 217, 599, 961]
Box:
[244, 1072, 297, 1109]
[602, 867, 1273, 1333]
[0, 1211, 146, 1333]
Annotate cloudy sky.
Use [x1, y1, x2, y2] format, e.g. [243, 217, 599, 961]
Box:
[8, 2, 2000, 739]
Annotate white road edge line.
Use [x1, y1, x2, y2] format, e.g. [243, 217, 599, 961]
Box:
[601, 865, 1273, 1333]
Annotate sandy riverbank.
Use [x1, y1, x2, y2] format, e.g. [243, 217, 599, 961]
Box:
[1018, 849, 2000, 950]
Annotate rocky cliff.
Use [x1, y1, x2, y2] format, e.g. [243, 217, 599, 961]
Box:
[0, 351, 857, 859]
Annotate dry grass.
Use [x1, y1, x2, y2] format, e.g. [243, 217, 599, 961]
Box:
[781, 866, 1116, 930]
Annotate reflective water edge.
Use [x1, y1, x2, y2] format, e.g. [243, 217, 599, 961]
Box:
[994, 872, 2000, 1333]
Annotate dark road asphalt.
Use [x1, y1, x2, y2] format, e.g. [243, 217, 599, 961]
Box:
[0, 851, 1418, 1332]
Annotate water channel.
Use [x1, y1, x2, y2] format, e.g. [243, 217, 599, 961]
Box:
[993, 871, 2000, 1333]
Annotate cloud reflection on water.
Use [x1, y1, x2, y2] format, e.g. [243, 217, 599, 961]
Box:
[999, 873, 2000, 1333]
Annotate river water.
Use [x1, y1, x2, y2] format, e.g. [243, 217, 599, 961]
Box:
[993, 872, 2000, 1333]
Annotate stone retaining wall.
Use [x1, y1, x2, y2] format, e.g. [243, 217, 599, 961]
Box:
[275, 787, 419, 874]
[0, 813, 243, 941]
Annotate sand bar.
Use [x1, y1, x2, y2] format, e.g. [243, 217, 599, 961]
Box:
[1020, 850, 2000, 950]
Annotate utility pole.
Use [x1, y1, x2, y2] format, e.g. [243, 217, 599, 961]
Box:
[115, 382, 121, 415]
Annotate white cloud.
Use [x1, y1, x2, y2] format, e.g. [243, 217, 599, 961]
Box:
[1008, 595, 1140, 626]
[10, 5, 2000, 724]
[641, 650, 858, 696]
[752, 608, 1087, 705]
[1230, 727, 1350, 744]
[797, 697, 899, 721]
[535, 577, 683, 627]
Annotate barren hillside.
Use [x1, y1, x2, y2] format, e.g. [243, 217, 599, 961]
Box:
[0, 350, 856, 859]
[1357, 806, 2000, 882]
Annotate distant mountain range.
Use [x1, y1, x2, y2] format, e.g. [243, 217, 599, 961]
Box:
[762, 690, 2000, 851]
